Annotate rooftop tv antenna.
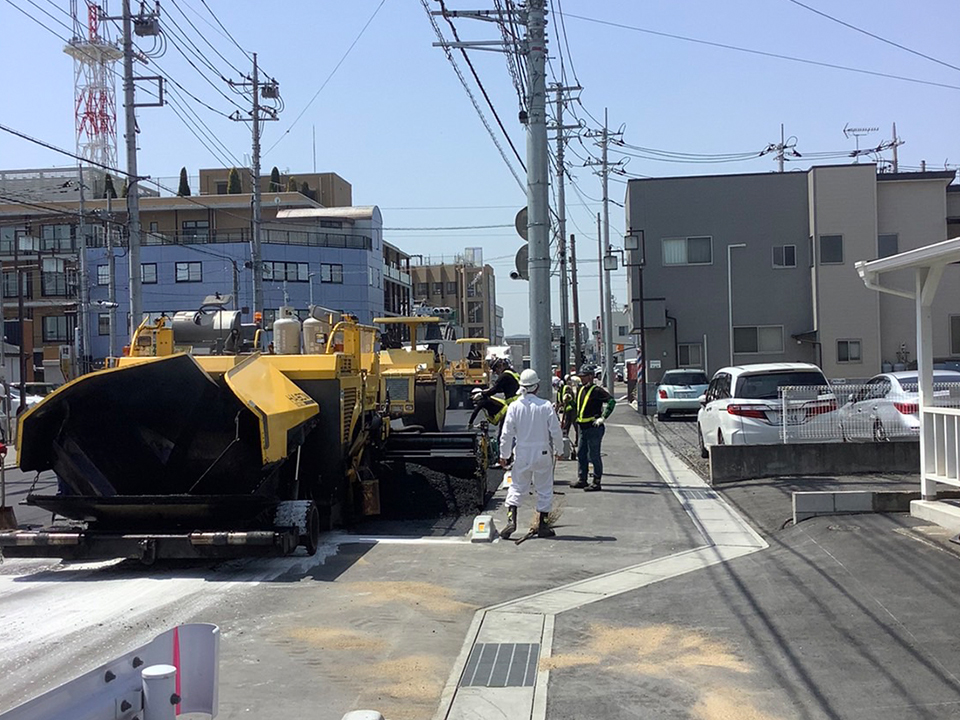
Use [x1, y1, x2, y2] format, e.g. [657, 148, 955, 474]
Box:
[843, 123, 879, 163]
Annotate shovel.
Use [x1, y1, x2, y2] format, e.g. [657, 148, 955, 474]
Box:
[0, 443, 17, 530]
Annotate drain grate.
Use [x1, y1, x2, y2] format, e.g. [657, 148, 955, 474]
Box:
[678, 489, 717, 500]
[460, 643, 539, 688]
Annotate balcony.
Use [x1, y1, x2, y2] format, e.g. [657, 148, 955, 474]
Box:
[384, 265, 411, 286]
[87, 228, 374, 251]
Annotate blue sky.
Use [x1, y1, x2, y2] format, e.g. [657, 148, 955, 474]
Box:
[2, 0, 958, 335]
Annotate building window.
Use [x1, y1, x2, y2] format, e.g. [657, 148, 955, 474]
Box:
[432, 282, 443, 296]
[662, 236, 712, 266]
[215, 182, 227, 194]
[320, 263, 343, 284]
[41, 271, 70, 297]
[262, 308, 277, 326]
[837, 339, 862, 363]
[97, 264, 109, 286]
[264, 261, 308, 282]
[878, 233, 899, 259]
[319, 220, 342, 229]
[445, 281, 457, 295]
[678, 343, 702, 368]
[468, 301, 483, 324]
[181, 220, 209, 241]
[42, 315, 70, 342]
[175, 261, 202, 282]
[733, 325, 784, 354]
[41, 224, 74, 252]
[468, 326, 486, 338]
[415, 282, 428, 297]
[141, 263, 157, 284]
[2, 271, 30, 299]
[98, 313, 110, 336]
[951, 316, 960, 355]
[617, 325, 629, 337]
[772, 245, 796, 268]
[0, 227, 16, 255]
[819, 234, 843, 264]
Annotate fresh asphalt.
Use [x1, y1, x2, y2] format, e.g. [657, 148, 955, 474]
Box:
[2, 400, 960, 718]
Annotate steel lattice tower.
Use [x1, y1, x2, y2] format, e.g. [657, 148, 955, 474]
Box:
[64, 1, 122, 170]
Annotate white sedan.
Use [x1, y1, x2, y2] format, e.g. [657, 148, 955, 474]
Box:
[837, 371, 960, 441]
[656, 369, 709, 420]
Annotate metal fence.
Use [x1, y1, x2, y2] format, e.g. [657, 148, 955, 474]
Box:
[776, 383, 960, 443]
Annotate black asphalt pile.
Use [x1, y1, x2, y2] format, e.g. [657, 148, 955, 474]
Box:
[376, 462, 500, 518]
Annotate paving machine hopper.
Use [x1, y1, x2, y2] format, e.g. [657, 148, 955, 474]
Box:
[1, 306, 488, 562]
[375, 316, 448, 432]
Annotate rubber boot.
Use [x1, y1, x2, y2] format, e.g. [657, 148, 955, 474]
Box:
[501, 505, 517, 539]
[569, 477, 587, 488]
[537, 512, 556, 538]
[584, 477, 602, 492]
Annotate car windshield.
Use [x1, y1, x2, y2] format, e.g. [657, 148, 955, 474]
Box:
[899, 374, 960, 392]
[662, 371, 707, 386]
[735, 371, 827, 400]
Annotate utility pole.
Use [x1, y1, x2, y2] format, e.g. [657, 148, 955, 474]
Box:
[107, 194, 116, 359]
[550, 82, 580, 376]
[601, 109, 614, 393]
[892, 122, 900, 173]
[76, 165, 89, 376]
[230, 54, 280, 322]
[570, 233, 583, 366]
[596, 212, 604, 371]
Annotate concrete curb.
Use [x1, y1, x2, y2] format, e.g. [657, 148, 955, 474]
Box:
[793, 489, 960, 524]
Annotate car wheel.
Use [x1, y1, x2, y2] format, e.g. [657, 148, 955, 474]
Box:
[657, 412, 666, 421]
[698, 423, 708, 458]
[873, 421, 888, 443]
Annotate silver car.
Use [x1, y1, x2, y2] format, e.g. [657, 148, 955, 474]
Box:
[837, 371, 960, 441]
[656, 369, 709, 420]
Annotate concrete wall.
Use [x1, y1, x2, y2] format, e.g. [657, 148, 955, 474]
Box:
[626, 171, 813, 378]
[876, 177, 957, 366]
[709, 441, 920, 484]
[808, 165, 881, 379]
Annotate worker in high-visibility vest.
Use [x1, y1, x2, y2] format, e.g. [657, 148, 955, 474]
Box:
[483, 358, 521, 405]
[468, 388, 509, 430]
[555, 374, 580, 460]
[570, 364, 616, 491]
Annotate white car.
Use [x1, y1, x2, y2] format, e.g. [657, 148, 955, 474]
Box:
[697, 363, 836, 457]
[837, 370, 960, 441]
[656, 369, 709, 420]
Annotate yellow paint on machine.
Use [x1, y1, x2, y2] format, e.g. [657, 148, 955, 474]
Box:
[224, 353, 320, 464]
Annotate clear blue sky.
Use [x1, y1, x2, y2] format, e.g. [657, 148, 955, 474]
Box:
[2, 0, 958, 335]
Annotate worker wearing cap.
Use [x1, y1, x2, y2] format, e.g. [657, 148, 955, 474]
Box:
[483, 358, 521, 405]
[571, 364, 616, 491]
[498, 368, 564, 539]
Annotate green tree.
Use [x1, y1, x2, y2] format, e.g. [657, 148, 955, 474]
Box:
[228, 167, 242, 194]
[120, 179, 129, 198]
[177, 167, 191, 196]
[300, 181, 310, 198]
[286, 177, 298, 192]
[103, 174, 117, 199]
[269, 166, 281, 192]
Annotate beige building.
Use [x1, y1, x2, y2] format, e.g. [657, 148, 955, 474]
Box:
[196, 168, 352, 208]
[410, 251, 502, 343]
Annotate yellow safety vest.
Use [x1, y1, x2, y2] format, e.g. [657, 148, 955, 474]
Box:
[504, 370, 520, 404]
[576, 385, 599, 424]
[489, 396, 508, 425]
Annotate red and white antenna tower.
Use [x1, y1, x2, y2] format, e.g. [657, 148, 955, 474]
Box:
[64, 0, 122, 170]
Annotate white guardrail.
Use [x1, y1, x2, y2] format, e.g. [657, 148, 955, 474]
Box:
[776, 383, 960, 444]
[923, 406, 960, 489]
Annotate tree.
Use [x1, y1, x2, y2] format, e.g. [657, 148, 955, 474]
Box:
[286, 177, 298, 192]
[269, 166, 281, 192]
[120, 180, 129, 198]
[177, 167, 191, 196]
[300, 181, 310, 198]
[103, 174, 117, 199]
[228, 167, 242, 194]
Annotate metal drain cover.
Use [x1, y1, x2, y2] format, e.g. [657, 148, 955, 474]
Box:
[460, 643, 539, 688]
[678, 489, 717, 500]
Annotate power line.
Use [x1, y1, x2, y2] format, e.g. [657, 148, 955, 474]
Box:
[198, 0, 253, 63]
[166, 0, 245, 76]
[785, 0, 960, 74]
[265, 0, 387, 156]
[561, 12, 960, 92]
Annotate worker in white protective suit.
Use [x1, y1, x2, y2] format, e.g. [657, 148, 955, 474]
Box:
[498, 368, 564, 539]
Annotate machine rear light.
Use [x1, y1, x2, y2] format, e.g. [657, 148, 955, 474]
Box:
[659, 389, 667, 399]
[727, 404, 770, 420]
[895, 401, 919, 415]
[804, 399, 838, 418]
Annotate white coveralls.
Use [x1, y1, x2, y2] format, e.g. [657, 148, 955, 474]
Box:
[499, 389, 564, 513]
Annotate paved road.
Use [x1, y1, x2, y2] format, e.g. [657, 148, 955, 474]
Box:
[3, 399, 960, 719]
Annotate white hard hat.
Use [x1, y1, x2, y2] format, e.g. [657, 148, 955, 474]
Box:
[519, 369, 540, 388]
[471, 387, 484, 397]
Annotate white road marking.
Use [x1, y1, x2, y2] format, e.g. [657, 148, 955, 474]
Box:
[436, 421, 767, 720]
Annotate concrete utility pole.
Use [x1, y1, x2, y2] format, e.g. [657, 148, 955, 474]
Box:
[107, 195, 116, 359]
[525, 0, 551, 385]
[550, 83, 580, 376]
[596, 212, 604, 370]
[230, 54, 279, 321]
[601, 108, 614, 393]
[570, 233, 583, 366]
[121, 0, 141, 340]
[76, 165, 89, 376]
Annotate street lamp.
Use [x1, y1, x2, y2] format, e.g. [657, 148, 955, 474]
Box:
[727, 243, 747, 366]
[606, 231, 647, 412]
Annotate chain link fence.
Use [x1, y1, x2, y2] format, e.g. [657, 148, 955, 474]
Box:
[777, 383, 960, 443]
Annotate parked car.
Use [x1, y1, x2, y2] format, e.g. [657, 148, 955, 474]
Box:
[837, 370, 960, 442]
[656, 369, 709, 420]
[614, 363, 625, 382]
[697, 363, 836, 457]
